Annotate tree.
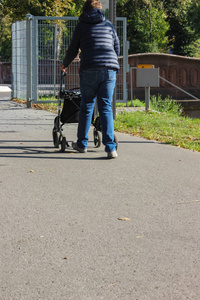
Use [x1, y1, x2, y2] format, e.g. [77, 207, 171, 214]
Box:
[116, 0, 169, 54]
[163, 0, 198, 56]
[0, 0, 85, 59]
[116, 0, 200, 57]
[1, 0, 200, 60]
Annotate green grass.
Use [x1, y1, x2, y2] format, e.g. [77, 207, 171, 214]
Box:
[115, 96, 200, 152]
[13, 95, 200, 152]
[116, 99, 145, 107]
[12, 96, 60, 114]
[35, 95, 60, 113]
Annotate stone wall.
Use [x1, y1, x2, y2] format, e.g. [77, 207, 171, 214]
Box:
[128, 53, 200, 101]
[3, 53, 200, 103]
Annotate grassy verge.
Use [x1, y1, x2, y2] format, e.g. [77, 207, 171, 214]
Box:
[116, 99, 145, 108]
[115, 96, 200, 152]
[33, 102, 59, 114]
[12, 96, 200, 152]
[12, 97, 60, 114]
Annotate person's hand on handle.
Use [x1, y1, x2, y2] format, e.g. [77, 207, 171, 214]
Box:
[60, 64, 67, 76]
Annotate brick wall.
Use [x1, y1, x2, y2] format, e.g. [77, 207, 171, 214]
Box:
[127, 53, 200, 101]
[3, 53, 200, 103]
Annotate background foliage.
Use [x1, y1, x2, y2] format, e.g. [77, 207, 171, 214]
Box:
[117, 0, 200, 56]
[0, 0, 84, 59]
[1, 0, 200, 60]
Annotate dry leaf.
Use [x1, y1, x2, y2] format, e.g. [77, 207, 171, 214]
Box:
[118, 217, 131, 221]
[108, 283, 116, 287]
[30, 170, 35, 173]
[63, 257, 68, 260]
[176, 200, 200, 204]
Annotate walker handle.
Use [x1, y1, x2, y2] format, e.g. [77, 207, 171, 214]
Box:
[60, 70, 67, 92]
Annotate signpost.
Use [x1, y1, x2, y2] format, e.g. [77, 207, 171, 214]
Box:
[136, 65, 160, 111]
[101, 0, 109, 11]
[109, 0, 116, 28]
[108, 0, 117, 117]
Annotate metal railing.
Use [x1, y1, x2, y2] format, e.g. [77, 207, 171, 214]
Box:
[159, 76, 200, 101]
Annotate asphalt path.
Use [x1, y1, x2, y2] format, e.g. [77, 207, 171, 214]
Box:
[0, 89, 200, 300]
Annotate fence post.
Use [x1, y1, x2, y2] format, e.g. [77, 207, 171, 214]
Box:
[54, 24, 57, 96]
[11, 22, 16, 98]
[16, 21, 21, 99]
[32, 17, 38, 103]
[26, 14, 32, 107]
[109, 0, 117, 119]
[123, 18, 129, 106]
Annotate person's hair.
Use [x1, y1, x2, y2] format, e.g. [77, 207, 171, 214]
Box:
[82, 0, 102, 12]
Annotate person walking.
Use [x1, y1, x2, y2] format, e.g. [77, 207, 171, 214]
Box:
[61, 0, 120, 158]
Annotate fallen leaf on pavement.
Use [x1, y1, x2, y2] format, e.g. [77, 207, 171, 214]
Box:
[30, 170, 35, 173]
[176, 200, 200, 204]
[118, 217, 131, 221]
[108, 283, 116, 287]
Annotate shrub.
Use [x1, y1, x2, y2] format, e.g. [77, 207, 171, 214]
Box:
[150, 95, 182, 115]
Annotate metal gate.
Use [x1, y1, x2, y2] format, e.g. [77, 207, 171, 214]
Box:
[12, 15, 129, 105]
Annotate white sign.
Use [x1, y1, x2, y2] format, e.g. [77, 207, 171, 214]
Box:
[101, 0, 109, 11]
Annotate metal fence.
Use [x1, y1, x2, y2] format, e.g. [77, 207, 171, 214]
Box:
[12, 21, 27, 99]
[12, 15, 129, 104]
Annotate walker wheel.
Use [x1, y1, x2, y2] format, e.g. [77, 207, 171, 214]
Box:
[93, 128, 101, 148]
[54, 116, 60, 130]
[53, 129, 59, 148]
[60, 136, 66, 152]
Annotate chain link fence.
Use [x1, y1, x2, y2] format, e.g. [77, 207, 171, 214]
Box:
[12, 21, 27, 98]
[12, 15, 129, 106]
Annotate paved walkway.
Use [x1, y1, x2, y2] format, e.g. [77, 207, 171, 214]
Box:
[1, 90, 200, 300]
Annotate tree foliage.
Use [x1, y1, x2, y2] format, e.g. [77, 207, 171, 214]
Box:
[0, 0, 84, 20]
[1, 0, 200, 59]
[116, 0, 200, 57]
[116, 0, 169, 54]
[0, 0, 84, 59]
[163, 0, 198, 56]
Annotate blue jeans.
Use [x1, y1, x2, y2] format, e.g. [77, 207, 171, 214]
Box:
[77, 68, 117, 152]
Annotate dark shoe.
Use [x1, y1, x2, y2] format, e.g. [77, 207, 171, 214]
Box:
[72, 141, 87, 153]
